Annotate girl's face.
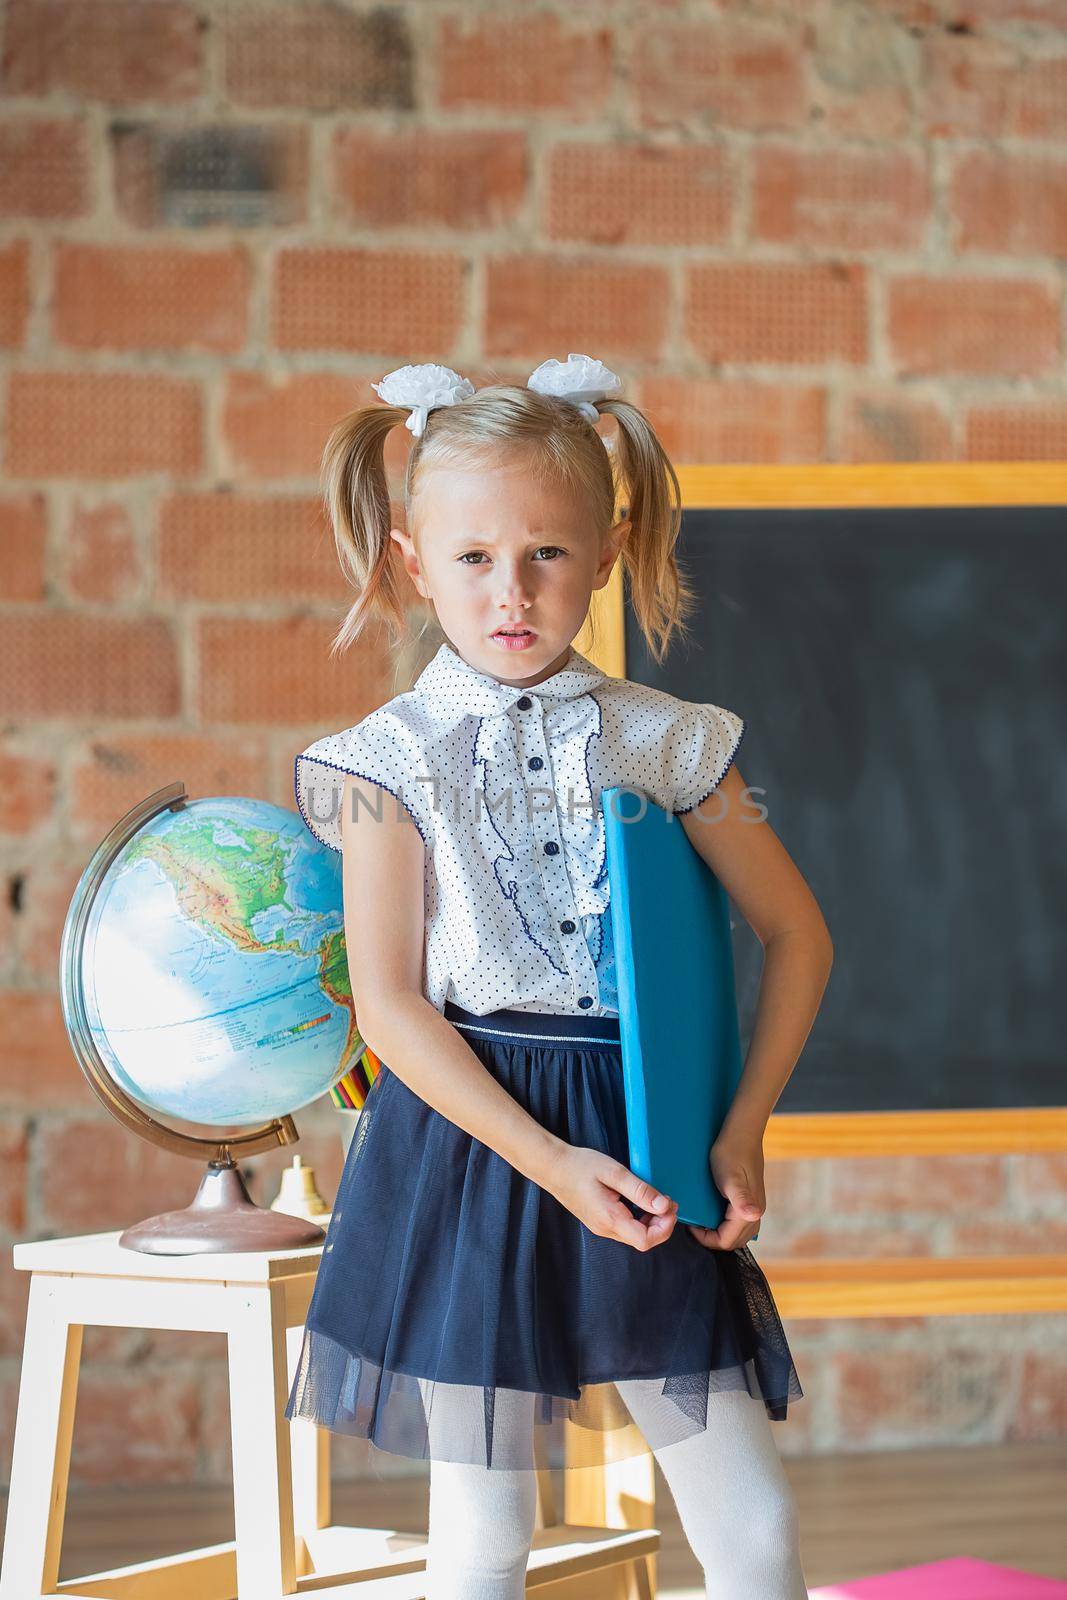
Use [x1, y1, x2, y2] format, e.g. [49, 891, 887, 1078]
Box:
[390, 456, 627, 687]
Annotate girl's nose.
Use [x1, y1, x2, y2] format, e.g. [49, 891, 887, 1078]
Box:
[493, 566, 534, 606]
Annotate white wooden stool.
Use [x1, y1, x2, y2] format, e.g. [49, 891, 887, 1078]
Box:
[0, 1230, 660, 1599]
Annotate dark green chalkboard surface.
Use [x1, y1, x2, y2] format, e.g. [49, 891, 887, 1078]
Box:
[624, 502, 1066, 1117]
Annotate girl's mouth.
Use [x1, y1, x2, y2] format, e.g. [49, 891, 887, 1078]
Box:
[492, 628, 537, 651]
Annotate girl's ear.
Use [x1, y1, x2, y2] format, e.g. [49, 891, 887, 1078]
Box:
[594, 515, 629, 584]
[390, 526, 431, 600]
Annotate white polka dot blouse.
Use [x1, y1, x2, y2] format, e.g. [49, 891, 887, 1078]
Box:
[295, 640, 745, 1019]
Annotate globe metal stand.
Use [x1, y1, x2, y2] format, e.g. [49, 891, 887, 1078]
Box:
[60, 781, 327, 1255]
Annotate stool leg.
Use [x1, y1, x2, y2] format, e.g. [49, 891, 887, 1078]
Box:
[227, 1281, 297, 1599]
[286, 1320, 330, 1555]
[0, 1276, 82, 1600]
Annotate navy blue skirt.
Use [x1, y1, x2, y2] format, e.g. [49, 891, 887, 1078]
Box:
[284, 1002, 804, 1472]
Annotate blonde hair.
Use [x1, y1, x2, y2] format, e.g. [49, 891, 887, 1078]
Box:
[320, 381, 699, 668]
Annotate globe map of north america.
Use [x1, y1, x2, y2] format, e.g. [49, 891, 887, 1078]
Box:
[80, 796, 356, 1127]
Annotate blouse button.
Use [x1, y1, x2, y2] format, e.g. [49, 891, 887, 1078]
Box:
[516, 696, 532, 710]
[543, 841, 559, 856]
[560, 919, 575, 934]
[528, 756, 543, 771]
[577, 995, 593, 1008]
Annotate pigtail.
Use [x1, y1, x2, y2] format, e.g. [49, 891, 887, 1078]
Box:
[598, 399, 700, 667]
[320, 402, 411, 658]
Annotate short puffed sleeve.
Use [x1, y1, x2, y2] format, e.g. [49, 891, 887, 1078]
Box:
[294, 712, 433, 852]
[668, 700, 747, 814]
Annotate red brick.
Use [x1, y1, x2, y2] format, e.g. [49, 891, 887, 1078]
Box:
[224, 5, 414, 111]
[69, 1368, 203, 1486]
[1014, 1152, 1067, 1209]
[815, 82, 911, 140]
[0, 745, 56, 834]
[949, 1218, 1067, 1255]
[8, 859, 83, 984]
[546, 142, 733, 246]
[957, 0, 1067, 18]
[762, 1158, 823, 1217]
[0, 613, 180, 719]
[196, 615, 395, 726]
[69, 733, 269, 838]
[37, 1113, 201, 1235]
[438, 14, 612, 115]
[768, 1225, 933, 1259]
[686, 262, 868, 366]
[839, 389, 953, 462]
[0, 118, 89, 219]
[859, 0, 941, 25]
[0, 1258, 30, 1358]
[0, 1116, 29, 1232]
[0, 492, 47, 601]
[200, 1363, 236, 1482]
[221, 370, 380, 481]
[632, 19, 806, 132]
[835, 1344, 1012, 1444]
[111, 121, 309, 230]
[157, 492, 342, 603]
[827, 1153, 1006, 1215]
[485, 256, 669, 362]
[887, 276, 1060, 377]
[0, 990, 84, 1108]
[6, 372, 202, 477]
[64, 502, 141, 605]
[271, 247, 465, 353]
[966, 402, 1067, 461]
[951, 150, 1067, 259]
[0, 238, 29, 347]
[1010, 1349, 1067, 1441]
[53, 242, 251, 353]
[809, 17, 911, 140]
[1, 1, 202, 102]
[635, 376, 827, 463]
[332, 126, 526, 230]
[923, 33, 1067, 140]
[752, 144, 930, 251]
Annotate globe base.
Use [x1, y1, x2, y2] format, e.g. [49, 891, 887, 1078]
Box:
[118, 1158, 327, 1255]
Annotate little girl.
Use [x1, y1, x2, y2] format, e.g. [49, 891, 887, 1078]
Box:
[286, 354, 833, 1599]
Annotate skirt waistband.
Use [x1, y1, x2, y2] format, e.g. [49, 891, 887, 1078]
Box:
[443, 1001, 622, 1051]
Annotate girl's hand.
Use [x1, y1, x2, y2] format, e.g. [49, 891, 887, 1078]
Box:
[687, 1134, 766, 1252]
[544, 1145, 679, 1252]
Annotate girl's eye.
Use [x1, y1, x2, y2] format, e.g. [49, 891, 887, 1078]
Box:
[457, 547, 563, 565]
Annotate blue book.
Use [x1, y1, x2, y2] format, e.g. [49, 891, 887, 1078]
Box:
[602, 786, 754, 1233]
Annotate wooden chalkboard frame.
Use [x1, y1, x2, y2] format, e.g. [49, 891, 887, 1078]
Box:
[580, 462, 1067, 1163]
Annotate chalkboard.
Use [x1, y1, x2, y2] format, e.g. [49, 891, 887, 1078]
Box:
[624, 503, 1067, 1116]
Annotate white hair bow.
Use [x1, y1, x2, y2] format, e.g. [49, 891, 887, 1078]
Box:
[371, 352, 623, 437]
[527, 353, 623, 422]
[371, 363, 476, 437]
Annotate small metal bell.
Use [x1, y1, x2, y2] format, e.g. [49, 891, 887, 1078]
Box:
[270, 1154, 330, 1222]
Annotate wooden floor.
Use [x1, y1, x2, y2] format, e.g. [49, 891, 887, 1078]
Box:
[2, 1441, 1064, 1595]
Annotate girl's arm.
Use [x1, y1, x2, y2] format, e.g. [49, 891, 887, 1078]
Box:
[679, 762, 834, 1142]
[679, 763, 832, 1252]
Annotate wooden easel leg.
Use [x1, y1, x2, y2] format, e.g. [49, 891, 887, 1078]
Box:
[227, 1281, 297, 1599]
[0, 1275, 83, 1600]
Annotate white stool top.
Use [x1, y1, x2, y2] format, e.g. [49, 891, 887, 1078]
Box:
[11, 1228, 326, 1283]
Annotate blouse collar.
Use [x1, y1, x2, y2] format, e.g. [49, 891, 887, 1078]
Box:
[414, 640, 607, 721]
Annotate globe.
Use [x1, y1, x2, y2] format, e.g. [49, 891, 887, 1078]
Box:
[60, 782, 360, 1253]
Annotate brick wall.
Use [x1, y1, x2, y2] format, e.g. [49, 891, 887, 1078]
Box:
[1, 0, 1065, 1487]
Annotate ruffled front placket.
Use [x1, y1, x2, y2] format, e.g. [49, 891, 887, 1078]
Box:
[472, 693, 610, 973]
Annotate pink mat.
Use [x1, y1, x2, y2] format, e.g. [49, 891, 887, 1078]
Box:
[809, 1557, 1067, 1599]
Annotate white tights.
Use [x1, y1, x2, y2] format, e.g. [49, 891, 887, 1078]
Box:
[420, 1378, 808, 1600]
